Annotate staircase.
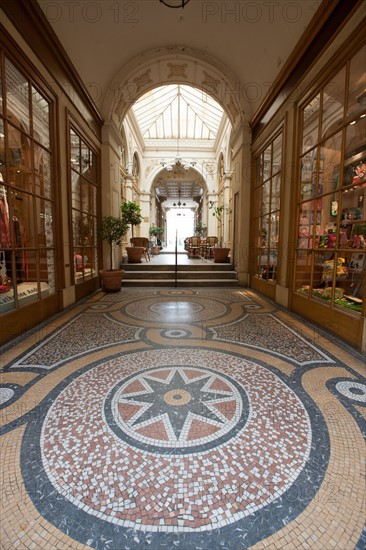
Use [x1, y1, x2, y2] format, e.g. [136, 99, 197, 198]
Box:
[121, 260, 239, 288]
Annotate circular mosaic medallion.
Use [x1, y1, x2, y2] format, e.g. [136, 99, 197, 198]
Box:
[162, 329, 191, 339]
[124, 297, 227, 322]
[22, 348, 327, 548]
[335, 380, 366, 403]
[106, 365, 248, 453]
[0, 386, 14, 405]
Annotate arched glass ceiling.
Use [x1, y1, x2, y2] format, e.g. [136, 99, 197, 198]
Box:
[131, 85, 225, 140]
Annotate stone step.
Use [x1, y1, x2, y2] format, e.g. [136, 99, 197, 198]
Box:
[121, 261, 239, 287]
[121, 263, 234, 272]
[122, 278, 239, 287]
[123, 270, 238, 280]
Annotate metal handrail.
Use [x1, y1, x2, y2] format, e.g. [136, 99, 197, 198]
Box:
[175, 230, 178, 287]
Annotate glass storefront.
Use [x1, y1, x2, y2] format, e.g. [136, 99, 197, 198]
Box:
[295, 45, 366, 315]
[70, 128, 98, 284]
[253, 131, 283, 282]
[0, 56, 55, 314]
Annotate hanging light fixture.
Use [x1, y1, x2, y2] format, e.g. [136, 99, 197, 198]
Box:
[172, 189, 186, 208]
[159, 0, 191, 8]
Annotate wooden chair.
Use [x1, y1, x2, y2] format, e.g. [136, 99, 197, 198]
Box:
[205, 236, 218, 258]
[187, 236, 201, 258]
[130, 237, 150, 261]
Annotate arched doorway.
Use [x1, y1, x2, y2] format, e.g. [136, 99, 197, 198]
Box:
[101, 46, 252, 281]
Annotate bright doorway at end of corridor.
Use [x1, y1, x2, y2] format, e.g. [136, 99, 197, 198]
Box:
[166, 209, 194, 252]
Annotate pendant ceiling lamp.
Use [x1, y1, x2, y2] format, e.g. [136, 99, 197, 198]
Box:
[159, 0, 191, 8]
[172, 190, 186, 208]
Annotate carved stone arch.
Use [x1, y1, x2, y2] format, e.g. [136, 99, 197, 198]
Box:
[147, 162, 209, 197]
[102, 46, 246, 133]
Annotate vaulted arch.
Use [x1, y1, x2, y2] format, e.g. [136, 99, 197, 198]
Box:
[102, 45, 246, 133]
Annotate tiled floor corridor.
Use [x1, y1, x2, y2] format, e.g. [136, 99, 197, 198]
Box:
[0, 285, 365, 549]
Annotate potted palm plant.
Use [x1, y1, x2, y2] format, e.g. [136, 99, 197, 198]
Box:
[209, 200, 231, 263]
[195, 222, 207, 237]
[98, 215, 129, 291]
[149, 224, 165, 254]
[121, 200, 143, 237]
[121, 201, 145, 263]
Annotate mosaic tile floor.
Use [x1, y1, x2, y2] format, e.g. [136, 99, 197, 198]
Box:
[0, 288, 365, 549]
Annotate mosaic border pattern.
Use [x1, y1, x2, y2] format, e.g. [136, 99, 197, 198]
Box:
[21, 347, 330, 549]
[210, 313, 335, 365]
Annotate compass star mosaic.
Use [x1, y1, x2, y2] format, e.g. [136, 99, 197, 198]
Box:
[0, 288, 365, 550]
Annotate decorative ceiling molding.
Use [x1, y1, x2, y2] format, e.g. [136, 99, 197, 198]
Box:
[103, 46, 245, 131]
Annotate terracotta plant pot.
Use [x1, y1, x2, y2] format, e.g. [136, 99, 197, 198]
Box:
[99, 269, 125, 292]
[126, 246, 144, 263]
[151, 245, 161, 255]
[213, 247, 230, 263]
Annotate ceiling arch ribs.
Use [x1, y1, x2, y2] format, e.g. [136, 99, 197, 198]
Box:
[102, 46, 246, 134]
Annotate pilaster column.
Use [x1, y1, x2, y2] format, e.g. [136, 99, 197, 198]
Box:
[207, 192, 218, 236]
[139, 191, 151, 237]
[223, 172, 233, 247]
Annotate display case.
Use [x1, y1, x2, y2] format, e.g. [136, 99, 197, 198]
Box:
[295, 44, 365, 316]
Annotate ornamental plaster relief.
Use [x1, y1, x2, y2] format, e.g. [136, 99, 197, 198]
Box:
[202, 71, 221, 96]
[104, 46, 245, 129]
[167, 63, 188, 79]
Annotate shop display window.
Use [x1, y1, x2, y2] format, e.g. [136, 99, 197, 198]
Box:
[0, 56, 56, 314]
[253, 130, 283, 282]
[70, 127, 99, 284]
[347, 45, 366, 119]
[295, 46, 365, 315]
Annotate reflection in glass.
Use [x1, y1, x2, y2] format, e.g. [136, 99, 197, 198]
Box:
[72, 171, 81, 210]
[270, 212, 279, 246]
[34, 147, 52, 199]
[272, 134, 282, 174]
[32, 87, 50, 148]
[321, 67, 345, 139]
[300, 149, 317, 200]
[9, 190, 35, 248]
[261, 218, 269, 247]
[272, 174, 281, 210]
[70, 130, 80, 173]
[5, 58, 30, 133]
[319, 133, 342, 195]
[262, 180, 271, 215]
[269, 249, 277, 280]
[0, 248, 15, 313]
[263, 146, 271, 181]
[255, 155, 263, 185]
[345, 117, 366, 161]
[347, 44, 366, 119]
[0, 119, 5, 169]
[81, 141, 89, 173]
[81, 178, 90, 212]
[36, 198, 54, 247]
[8, 126, 33, 194]
[302, 95, 320, 154]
